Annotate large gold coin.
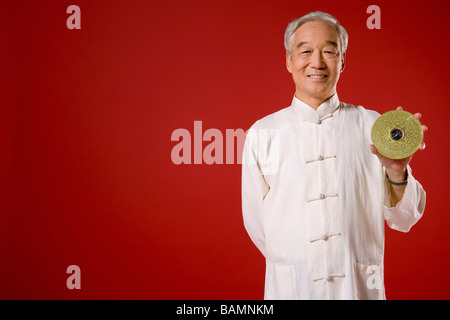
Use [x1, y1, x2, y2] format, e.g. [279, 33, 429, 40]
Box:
[371, 110, 423, 159]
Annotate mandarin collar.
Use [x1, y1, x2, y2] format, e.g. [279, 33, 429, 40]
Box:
[290, 94, 341, 124]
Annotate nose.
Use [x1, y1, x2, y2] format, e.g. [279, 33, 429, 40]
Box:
[310, 51, 326, 69]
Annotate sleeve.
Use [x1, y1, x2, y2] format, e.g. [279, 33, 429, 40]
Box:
[241, 127, 270, 258]
[383, 165, 426, 232]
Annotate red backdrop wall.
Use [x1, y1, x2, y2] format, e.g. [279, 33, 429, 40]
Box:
[1, 0, 449, 299]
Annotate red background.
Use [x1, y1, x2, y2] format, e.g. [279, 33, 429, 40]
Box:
[1, 0, 449, 299]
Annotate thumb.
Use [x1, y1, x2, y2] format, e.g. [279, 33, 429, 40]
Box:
[370, 144, 379, 156]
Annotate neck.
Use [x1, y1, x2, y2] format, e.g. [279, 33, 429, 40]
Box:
[295, 92, 336, 110]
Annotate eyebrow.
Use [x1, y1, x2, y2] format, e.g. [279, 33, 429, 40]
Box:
[296, 41, 309, 49]
[325, 40, 338, 47]
[296, 40, 338, 49]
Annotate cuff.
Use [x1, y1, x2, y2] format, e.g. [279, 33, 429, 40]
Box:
[383, 166, 426, 232]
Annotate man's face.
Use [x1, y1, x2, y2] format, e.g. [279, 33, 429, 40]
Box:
[286, 20, 345, 107]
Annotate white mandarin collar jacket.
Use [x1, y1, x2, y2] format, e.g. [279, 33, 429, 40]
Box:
[291, 92, 340, 124]
[242, 94, 426, 300]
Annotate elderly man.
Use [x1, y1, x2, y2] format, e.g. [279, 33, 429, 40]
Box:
[241, 11, 426, 300]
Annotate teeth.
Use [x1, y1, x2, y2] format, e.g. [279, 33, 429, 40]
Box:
[309, 75, 326, 78]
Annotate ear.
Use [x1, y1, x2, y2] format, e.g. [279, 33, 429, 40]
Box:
[340, 52, 346, 73]
[286, 51, 293, 73]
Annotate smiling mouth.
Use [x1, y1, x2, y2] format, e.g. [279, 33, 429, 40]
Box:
[307, 75, 327, 79]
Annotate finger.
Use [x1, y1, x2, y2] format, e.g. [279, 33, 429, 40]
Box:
[396, 106, 403, 111]
[421, 125, 428, 132]
[414, 113, 422, 120]
[419, 141, 426, 150]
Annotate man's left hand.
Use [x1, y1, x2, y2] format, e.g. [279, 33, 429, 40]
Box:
[370, 106, 428, 181]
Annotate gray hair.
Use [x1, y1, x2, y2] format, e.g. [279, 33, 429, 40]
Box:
[284, 11, 348, 56]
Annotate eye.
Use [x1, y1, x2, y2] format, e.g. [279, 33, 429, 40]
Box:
[324, 50, 338, 58]
[299, 50, 312, 56]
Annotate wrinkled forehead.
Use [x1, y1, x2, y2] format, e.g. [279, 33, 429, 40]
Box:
[292, 20, 341, 49]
